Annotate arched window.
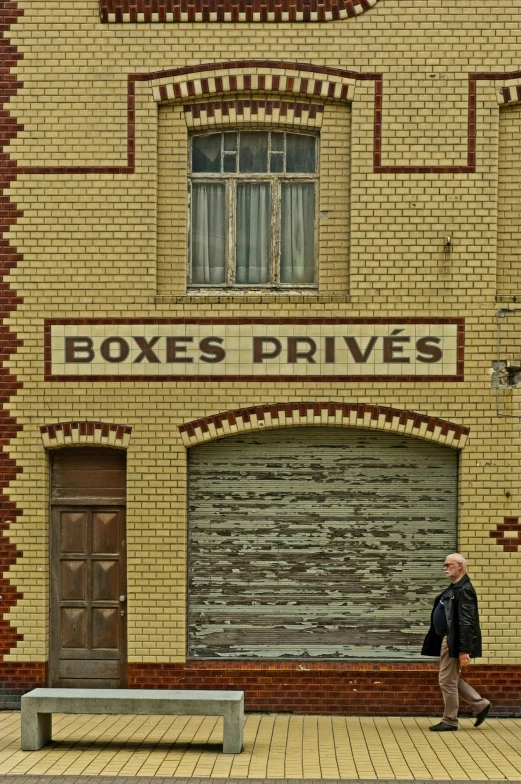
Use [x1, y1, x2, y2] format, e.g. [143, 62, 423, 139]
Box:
[189, 130, 318, 289]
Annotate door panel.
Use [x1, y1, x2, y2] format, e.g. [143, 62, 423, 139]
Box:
[61, 607, 87, 648]
[93, 511, 120, 553]
[61, 560, 86, 601]
[60, 511, 87, 552]
[51, 505, 126, 685]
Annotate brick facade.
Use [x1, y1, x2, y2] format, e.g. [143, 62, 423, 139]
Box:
[1, 0, 521, 714]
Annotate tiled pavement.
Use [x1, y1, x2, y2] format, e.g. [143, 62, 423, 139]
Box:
[0, 712, 520, 780]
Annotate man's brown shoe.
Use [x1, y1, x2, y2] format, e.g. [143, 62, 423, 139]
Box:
[475, 702, 492, 727]
[429, 722, 457, 732]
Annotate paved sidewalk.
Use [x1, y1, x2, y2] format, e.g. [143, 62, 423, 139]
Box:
[0, 711, 520, 780]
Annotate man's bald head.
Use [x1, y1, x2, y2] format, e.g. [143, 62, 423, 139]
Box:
[443, 553, 467, 583]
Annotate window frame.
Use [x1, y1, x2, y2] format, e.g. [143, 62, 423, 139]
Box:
[188, 129, 319, 291]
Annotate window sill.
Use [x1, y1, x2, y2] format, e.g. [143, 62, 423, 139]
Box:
[154, 292, 350, 305]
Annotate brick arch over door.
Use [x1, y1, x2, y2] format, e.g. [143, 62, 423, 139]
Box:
[40, 421, 132, 450]
[179, 402, 469, 449]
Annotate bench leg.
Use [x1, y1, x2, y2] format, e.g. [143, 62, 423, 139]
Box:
[21, 709, 52, 751]
[222, 707, 243, 754]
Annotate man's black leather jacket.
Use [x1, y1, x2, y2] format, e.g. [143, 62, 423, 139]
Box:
[421, 573, 482, 659]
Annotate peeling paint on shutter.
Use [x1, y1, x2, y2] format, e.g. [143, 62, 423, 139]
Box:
[188, 427, 458, 660]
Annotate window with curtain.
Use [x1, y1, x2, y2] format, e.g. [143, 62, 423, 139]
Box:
[189, 130, 317, 288]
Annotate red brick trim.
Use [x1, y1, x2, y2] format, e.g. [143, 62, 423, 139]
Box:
[40, 421, 132, 450]
[179, 402, 470, 450]
[490, 517, 521, 553]
[100, 0, 379, 23]
[127, 662, 521, 715]
[184, 100, 324, 130]
[13, 63, 521, 176]
[0, 0, 24, 661]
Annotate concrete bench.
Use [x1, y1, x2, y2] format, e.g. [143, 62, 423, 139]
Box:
[21, 688, 244, 754]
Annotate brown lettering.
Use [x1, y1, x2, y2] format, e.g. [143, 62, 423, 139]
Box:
[100, 337, 130, 363]
[199, 337, 226, 363]
[287, 337, 317, 364]
[133, 336, 161, 363]
[253, 337, 282, 363]
[416, 336, 443, 363]
[383, 329, 410, 363]
[65, 336, 94, 363]
[166, 336, 194, 363]
[325, 336, 335, 364]
[344, 336, 378, 363]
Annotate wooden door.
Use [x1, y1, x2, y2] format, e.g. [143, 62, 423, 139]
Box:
[50, 448, 127, 687]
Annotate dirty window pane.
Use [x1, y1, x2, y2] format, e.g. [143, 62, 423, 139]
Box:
[270, 153, 284, 173]
[192, 134, 222, 173]
[286, 134, 316, 173]
[239, 132, 268, 173]
[223, 153, 237, 173]
[271, 132, 284, 152]
[224, 132, 238, 151]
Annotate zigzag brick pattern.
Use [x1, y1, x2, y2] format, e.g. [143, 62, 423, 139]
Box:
[179, 402, 470, 449]
[0, 0, 24, 661]
[100, 0, 380, 23]
[40, 421, 132, 450]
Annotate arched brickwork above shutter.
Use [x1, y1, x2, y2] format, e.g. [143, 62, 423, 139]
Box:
[40, 422, 132, 450]
[100, 0, 380, 24]
[179, 403, 469, 449]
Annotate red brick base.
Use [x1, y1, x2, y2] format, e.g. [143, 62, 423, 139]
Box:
[0, 662, 47, 709]
[1, 661, 519, 715]
[129, 661, 521, 716]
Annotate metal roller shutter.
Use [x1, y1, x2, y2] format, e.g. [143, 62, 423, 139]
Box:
[188, 427, 458, 660]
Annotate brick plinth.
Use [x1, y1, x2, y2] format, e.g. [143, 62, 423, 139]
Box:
[128, 662, 521, 716]
[0, 662, 46, 709]
[1, 661, 519, 715]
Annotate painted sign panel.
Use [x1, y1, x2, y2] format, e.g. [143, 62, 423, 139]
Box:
[45, 318, 464, 381]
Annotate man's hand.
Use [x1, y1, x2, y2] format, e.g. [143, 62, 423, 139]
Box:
[459, 652, 471, 666]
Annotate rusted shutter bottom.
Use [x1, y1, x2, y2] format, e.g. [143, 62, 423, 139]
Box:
[188, 427, 457, 660]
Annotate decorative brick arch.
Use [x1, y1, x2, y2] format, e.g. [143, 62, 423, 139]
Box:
[151, 63, 358, 106]
[40, 421, 132, 450]
[100, 0, 380, 24]
[179, 402, 469, 449]
[184, 100, 324, 130]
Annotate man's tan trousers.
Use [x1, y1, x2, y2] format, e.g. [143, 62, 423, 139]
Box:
[439, 637, 489, 727]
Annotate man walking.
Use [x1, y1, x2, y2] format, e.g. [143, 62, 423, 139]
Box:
[421, 553, 492, 731]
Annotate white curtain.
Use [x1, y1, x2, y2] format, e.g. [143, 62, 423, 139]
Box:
[280, 183, 315, 284]
[191, 182, 226, 284]
[236, 183, 270, 284]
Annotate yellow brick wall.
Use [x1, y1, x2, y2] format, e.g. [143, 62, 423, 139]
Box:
[498, 103, 521, 295]
[2, 0, 521, 665]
